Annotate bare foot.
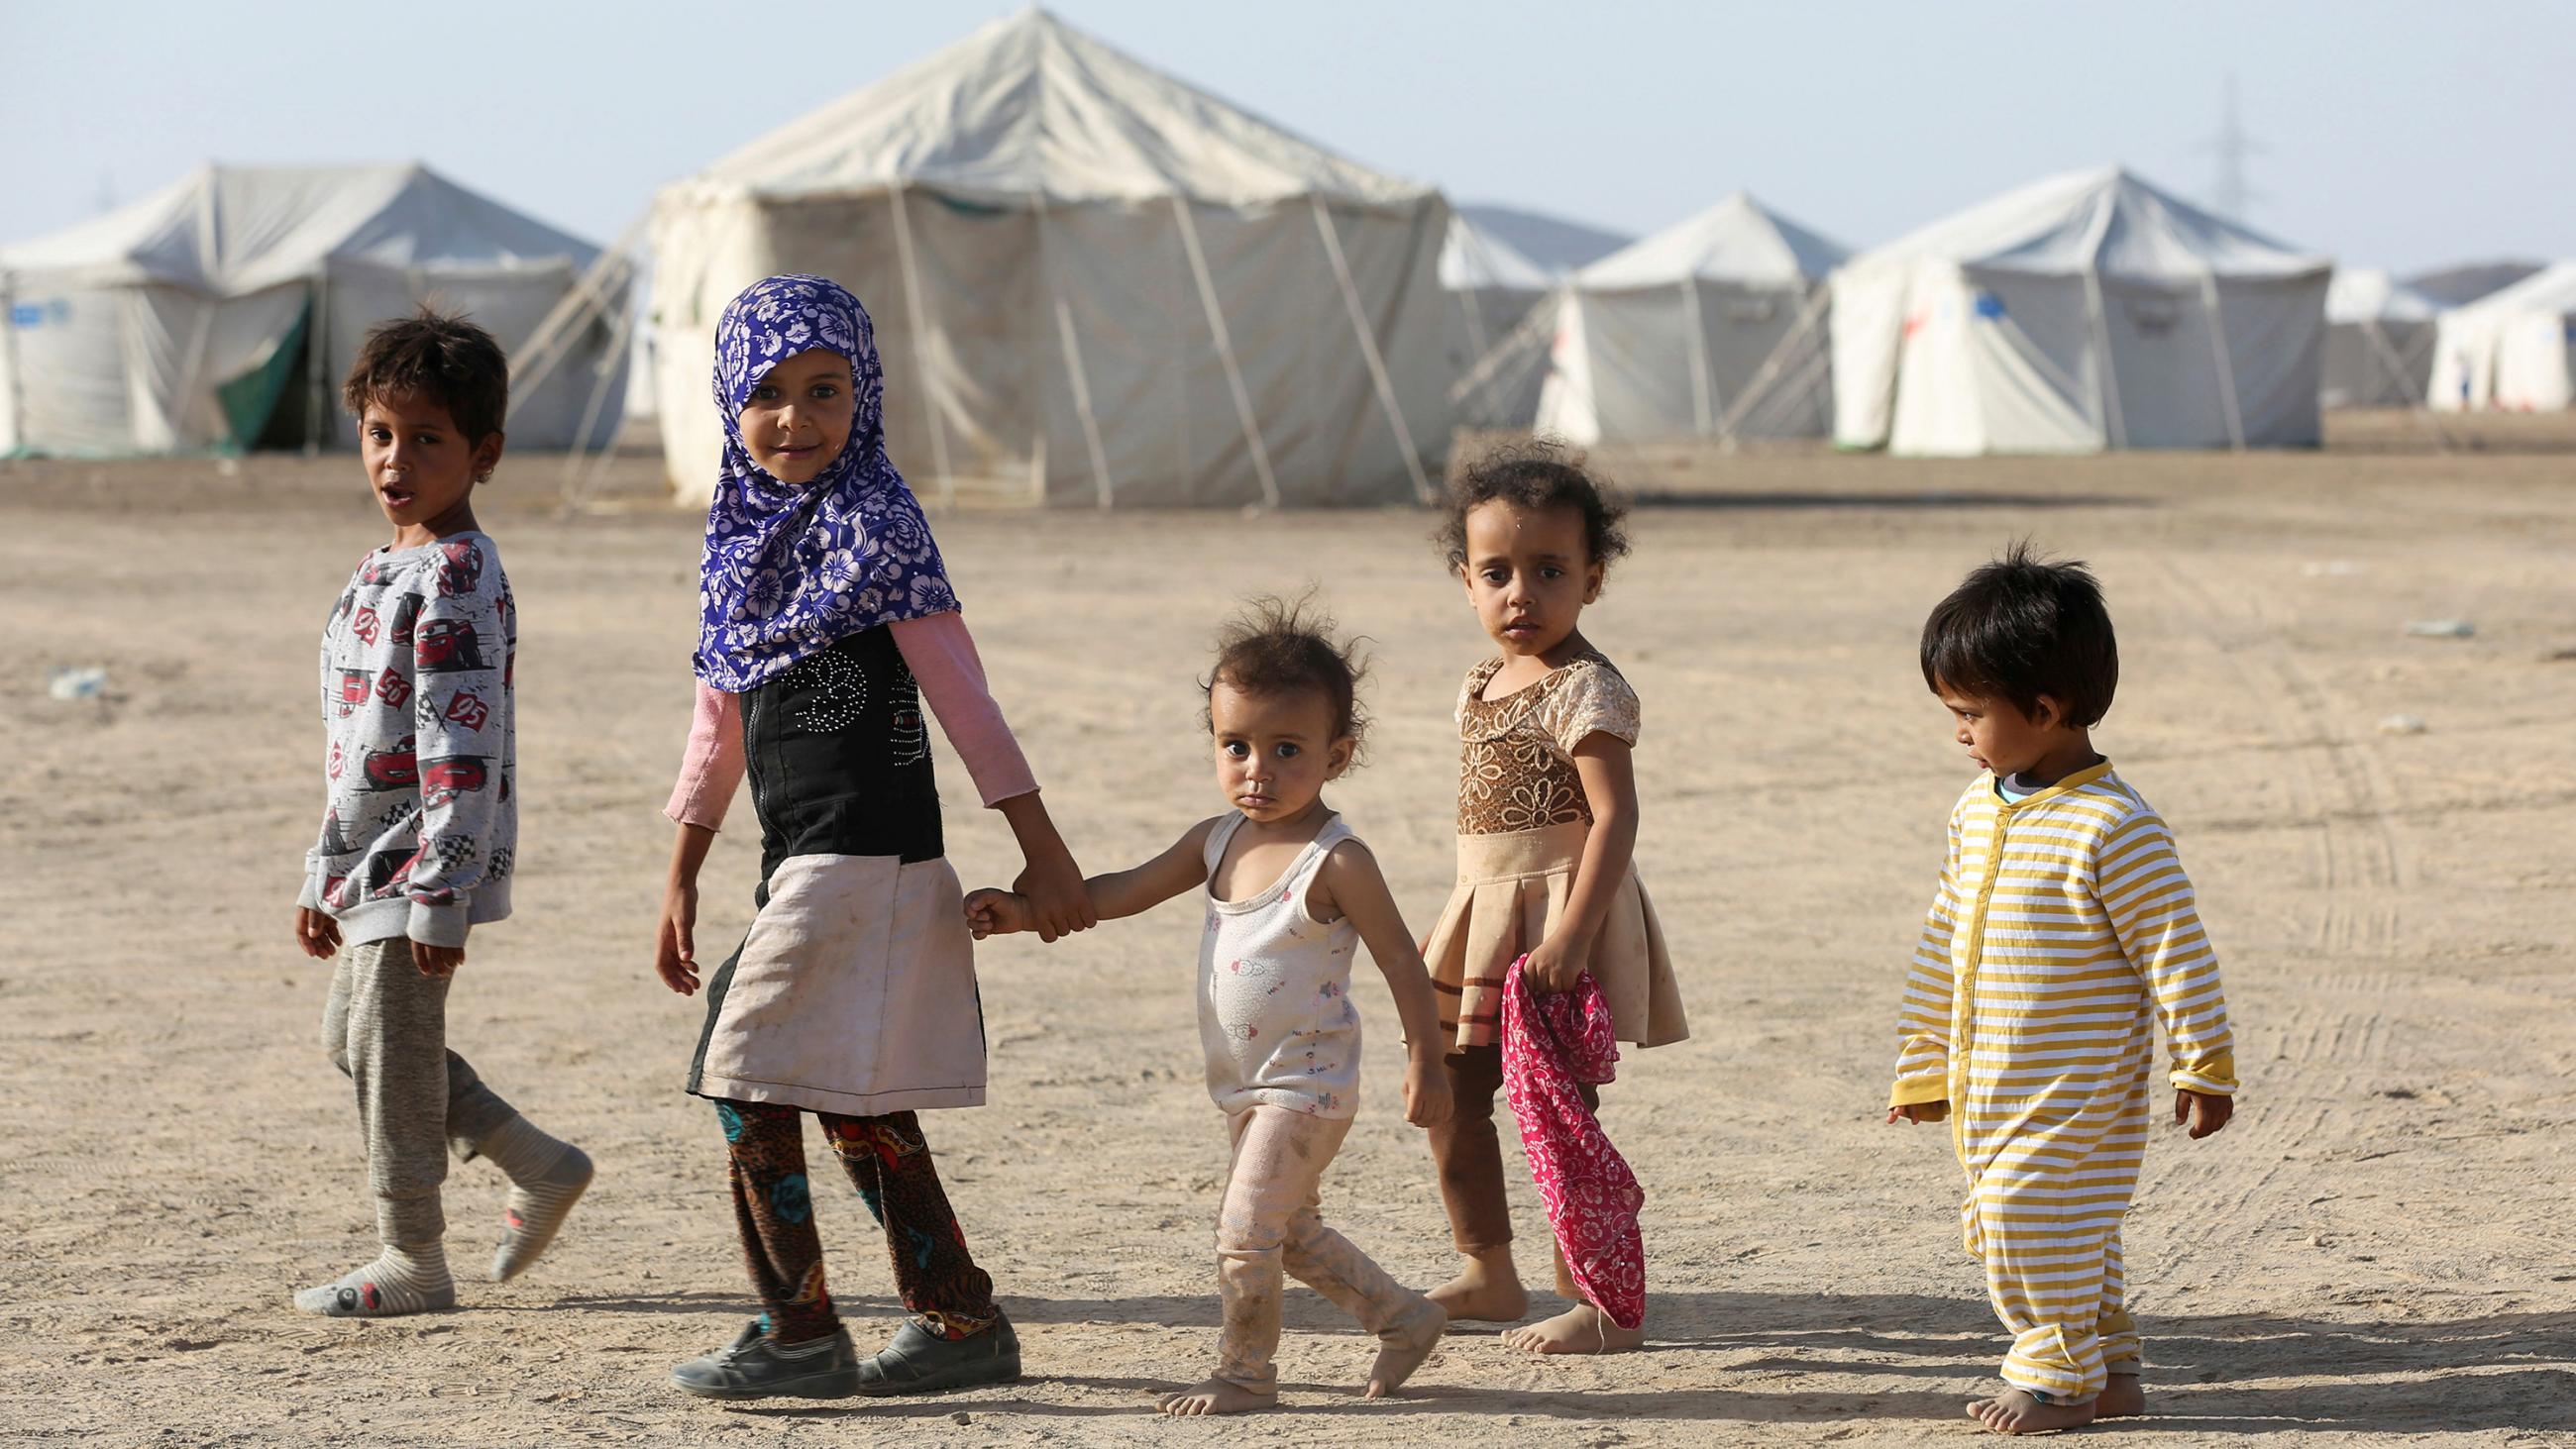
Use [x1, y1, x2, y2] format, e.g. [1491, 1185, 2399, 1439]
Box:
[1426, 1254, 1528, 1324]
[1500, 1301, 1646, 1355]
[1156, 1377, 1277, 1416]
[2094, 1374, 2144, 1418]
[1967, 1388, 2097, 1434]
[1364, 1301, 1447, 1398]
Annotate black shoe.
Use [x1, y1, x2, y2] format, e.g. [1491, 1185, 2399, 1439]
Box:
[670, 1319, 860, 1400]
[851, 1309, 1022, 1397]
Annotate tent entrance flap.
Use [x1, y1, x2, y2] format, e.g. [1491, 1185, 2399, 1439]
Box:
[214, 294, 313, 450]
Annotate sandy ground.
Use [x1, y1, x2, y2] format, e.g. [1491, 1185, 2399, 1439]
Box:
[4, 413, 2574, 1446]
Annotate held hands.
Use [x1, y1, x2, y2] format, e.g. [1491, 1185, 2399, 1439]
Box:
[655, 879, 700, 995]
[411, 939, 465, 978]
[1402, 1052, 1454, 1129]
[1012, 848, 1096, 944]
[964, 887, 1034, 940]
[293, 906, 342, 961]
[1519, 929, 1594, 995]
[2175, 1087, 2233, 1139]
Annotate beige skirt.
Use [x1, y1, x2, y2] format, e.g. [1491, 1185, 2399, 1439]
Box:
[689, 853, 988, 1115]
[1424, 823, 1688, 1053]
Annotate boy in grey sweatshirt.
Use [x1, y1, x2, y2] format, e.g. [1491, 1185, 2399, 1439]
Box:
[289, 311, 590, 1317]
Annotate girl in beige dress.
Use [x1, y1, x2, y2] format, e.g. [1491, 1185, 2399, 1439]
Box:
[1420, 444, 1687, 1355]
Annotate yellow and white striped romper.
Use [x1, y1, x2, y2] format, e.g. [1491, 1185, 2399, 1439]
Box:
[1888, 762, 2236, 1403]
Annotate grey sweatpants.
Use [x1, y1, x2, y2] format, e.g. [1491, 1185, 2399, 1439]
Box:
[322, 938, 521, 1249]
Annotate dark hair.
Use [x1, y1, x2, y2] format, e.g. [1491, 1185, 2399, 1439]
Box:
[1437, 439, 1631, 573]
[1920, 541, 2119, 728]
[341, 307, 510, 444]
[1203, 595, 1369, 766]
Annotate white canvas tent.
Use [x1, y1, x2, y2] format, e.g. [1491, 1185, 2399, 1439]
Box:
[2321, 268, 2441, 409]
[1831, 166, 2331, 455]
[650, 7, 1449, 508]
[0, 163, 624, 457]
[1440, 214, 1552, 392]
[1454, 193, 1847, 443]
[2427, 260, 2576, 412]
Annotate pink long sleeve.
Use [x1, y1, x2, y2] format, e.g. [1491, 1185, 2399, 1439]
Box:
[664, 682, 745, 830]
[891, 612, 1039, 807]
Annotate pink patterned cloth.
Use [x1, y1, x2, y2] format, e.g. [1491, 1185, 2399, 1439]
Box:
[1501, 959, 1646, 1330]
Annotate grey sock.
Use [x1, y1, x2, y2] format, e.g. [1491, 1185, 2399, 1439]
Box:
[483, 1121, 592, 1283]
[294, 1242, 456, 1317]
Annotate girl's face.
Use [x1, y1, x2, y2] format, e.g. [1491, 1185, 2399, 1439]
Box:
[1459, 499, 1603, 660]
[739, 348, 855, 484]
[1209, 679, 1351, 826]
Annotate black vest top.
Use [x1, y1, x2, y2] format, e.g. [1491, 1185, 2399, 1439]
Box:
[740, 626, 944, 879]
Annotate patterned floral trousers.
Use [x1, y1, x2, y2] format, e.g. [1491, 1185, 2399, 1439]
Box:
[715, 1098, 999, 1345]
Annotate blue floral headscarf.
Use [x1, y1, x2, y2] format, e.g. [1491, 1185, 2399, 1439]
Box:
[693, 274, 957, 691]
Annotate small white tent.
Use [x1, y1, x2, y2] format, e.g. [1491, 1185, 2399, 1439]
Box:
[2321, 268, 2441, 409]
[2427, 260, 2576, 412]
[1831, 167, 2330, 455]
[1441, 214, 1552, 384]
[650, 7, 1449, 508]
[1454, 194, 1846, 443]
[0, 163, 623, 457]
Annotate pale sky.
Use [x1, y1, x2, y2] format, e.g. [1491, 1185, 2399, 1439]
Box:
[3, 1, 2567, 274]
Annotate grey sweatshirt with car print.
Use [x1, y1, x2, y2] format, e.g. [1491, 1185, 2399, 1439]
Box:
[298, 532, 515, 948]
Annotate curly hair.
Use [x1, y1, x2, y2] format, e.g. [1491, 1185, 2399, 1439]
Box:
[1437, 439, 1632, 573]
[1202, 595, 1370, 767]
[341, 306, 510, 443]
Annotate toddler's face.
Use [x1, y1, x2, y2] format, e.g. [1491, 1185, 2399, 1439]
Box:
[1209, 680, 1350, 826]
[1934, 680, 2069, 778]
[739, 348, 855, 484]
[359, 391, 498, 539]
[1458, 500, 1603, 660]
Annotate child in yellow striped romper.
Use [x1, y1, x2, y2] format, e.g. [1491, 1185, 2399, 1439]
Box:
[1886, 545, 2237, 1436]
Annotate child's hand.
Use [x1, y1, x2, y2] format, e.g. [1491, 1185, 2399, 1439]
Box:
[655, 879, 700, 996]
[1403, 1053, 1454, 1129]
[964, 888, 1032, 940]
[1013, 852, 1095, 943]
[1886, 1101, 1945, 1124]
[1520, 933, 1591, 994]
[294, 906, 342, 961]
[2175, 1088, 2232, 1139]
[412, 940, 466, 978]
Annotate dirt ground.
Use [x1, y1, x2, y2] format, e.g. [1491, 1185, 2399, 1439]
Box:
[4, 413, 2573, 1446]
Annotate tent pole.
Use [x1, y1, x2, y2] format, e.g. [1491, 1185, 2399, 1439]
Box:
[558, 284, 638, 508]
[0, 271, 23, 455]
[1713, 281, 1829, 441]
[2197, 275, 2246, 450]
[886, 184, 957, 507]
[1678, 278, 1716, 437]
[2362, 318, 2456, 452]
[1053, 297, 1116, 509]
[511, 214, 644, 418]
[1172, 197, 1280, 509]
[306, 267, 330, 456]
[2082, 273, 2126, 449]
[1312, 197, 1432, 503]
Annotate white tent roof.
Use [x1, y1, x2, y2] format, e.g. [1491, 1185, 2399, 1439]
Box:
[1841, 165, 2326, 282]
[1576, 192, 1847, 289]
[2444, 259, 2576, 319]
[676, 6, 1431, 209]
[1440, 214, 1552, 290]
[2325, 267, 2442, 323]
[0, 163, 596, 296]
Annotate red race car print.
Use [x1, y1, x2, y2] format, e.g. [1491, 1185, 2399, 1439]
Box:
[420, 756, 489, 808]
[362, 735, 418, 790]
[415, 619, 490, 673]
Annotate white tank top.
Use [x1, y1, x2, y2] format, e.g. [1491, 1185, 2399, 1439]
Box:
[1197, 811, 1365, 1119]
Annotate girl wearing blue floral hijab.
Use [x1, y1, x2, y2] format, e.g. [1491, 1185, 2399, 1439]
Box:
[650, 275, 1092, 1400]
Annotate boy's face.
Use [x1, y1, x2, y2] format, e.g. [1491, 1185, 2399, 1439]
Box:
[739, 349, 856, 485]
[1209, 679, 1350, 826]
[1459, 500, 1603, 660]
[360, 391, 500, 538]
[1935, 681, 2070, 778]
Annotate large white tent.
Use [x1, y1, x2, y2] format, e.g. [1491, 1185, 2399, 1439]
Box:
[1453, 193, 1846, 443]
[1831, 167, 2331, 455]
[0, 163, 624, 457]
[1440, 214, 1552, 390]
[649, 7, 1449, 508]
[2427, 260, 2576, 412]
[2321, 268, 2441, 409]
